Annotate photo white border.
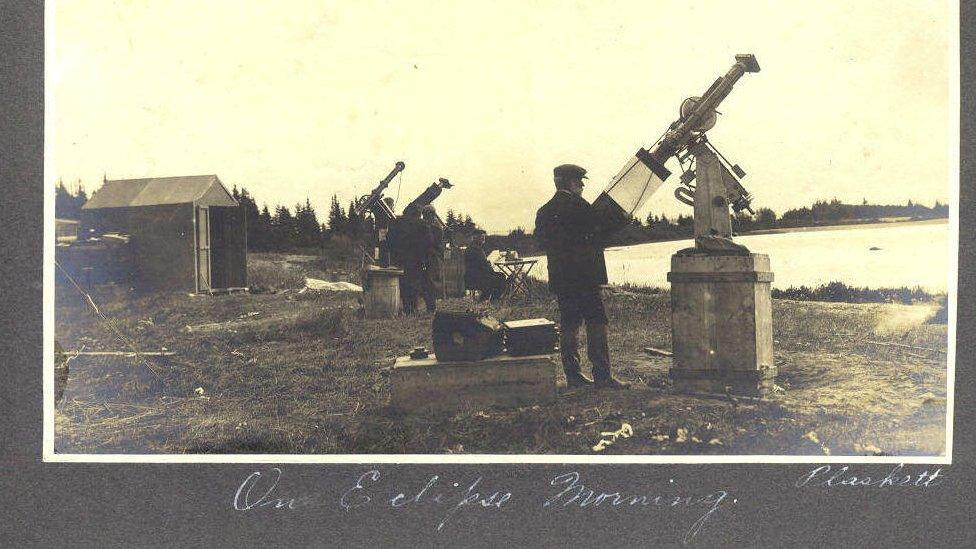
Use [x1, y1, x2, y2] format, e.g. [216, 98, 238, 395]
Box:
[42, 0, 960, 465]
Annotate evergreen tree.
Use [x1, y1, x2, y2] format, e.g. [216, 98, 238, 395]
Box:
[54, 179, 88, 219]
[327, 195, 347, 235]
[731, 210, 754, 232]
[236, 186, 264, 250]
[259, 205, 273, 245]
[346, 201, 373, 240]
[55, 179, 76, 219]
[295, 197, 322, 248]
[272, 205, 296, 249]
[755, 207, 777, 227]
[73, 180, 88, 208]
[445, 210, 459, 232]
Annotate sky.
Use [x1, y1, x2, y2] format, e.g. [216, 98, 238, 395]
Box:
[51, 0, 954, 232]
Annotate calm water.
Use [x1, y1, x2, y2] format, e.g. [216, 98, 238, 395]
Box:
[529, 221, 951, 292]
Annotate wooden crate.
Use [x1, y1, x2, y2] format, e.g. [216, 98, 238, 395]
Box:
[667, 253, 776, 396]
[364, 267, 403, 319]
[390, 353, 557, 413]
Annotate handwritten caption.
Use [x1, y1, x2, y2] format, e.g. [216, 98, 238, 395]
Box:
[232, 468, 733, 543]
[230, 464, 946, 543]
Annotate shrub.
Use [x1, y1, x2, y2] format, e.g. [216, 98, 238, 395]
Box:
[772, 282, 936, 304]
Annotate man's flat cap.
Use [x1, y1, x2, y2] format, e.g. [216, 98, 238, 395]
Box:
[553, 164, 588, 180]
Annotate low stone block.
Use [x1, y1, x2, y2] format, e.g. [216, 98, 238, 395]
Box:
[390, 353, 557, 413]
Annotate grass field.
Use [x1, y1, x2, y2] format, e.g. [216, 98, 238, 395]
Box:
[53, 253, 949, 456]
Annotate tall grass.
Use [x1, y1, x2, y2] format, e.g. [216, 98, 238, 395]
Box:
[247, 259, 307, 290]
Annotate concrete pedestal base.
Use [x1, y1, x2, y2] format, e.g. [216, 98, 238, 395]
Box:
[667, 253, 776, 397]
[390, 353, 557, 413]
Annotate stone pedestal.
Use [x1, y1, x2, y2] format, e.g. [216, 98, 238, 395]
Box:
[390, 353, 557, 413]
[667, 253, 775, 396]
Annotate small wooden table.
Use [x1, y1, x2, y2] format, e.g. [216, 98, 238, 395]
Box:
[493, 258, 539, 301]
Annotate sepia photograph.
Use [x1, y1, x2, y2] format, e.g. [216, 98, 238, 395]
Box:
[45, 0, 957, 460]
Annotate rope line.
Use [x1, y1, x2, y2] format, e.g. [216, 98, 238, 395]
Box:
[393, 170, 403, 208]
[54, 260, 162, 378]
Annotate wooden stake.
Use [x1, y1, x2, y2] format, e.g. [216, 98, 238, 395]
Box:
[67, 351, 176, 357]
[864, 341, 946, 354]
[643, 346, 674, 357]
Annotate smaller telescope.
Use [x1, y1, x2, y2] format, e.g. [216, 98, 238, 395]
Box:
[594, 54, 761, 234]
[354, 161, 405, 222]
[401, 178, 454, 231]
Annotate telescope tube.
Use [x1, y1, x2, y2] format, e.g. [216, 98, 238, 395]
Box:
[593, 54, 759, 231]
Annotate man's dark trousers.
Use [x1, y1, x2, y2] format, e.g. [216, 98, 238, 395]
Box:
[419, 260, 439, 312]
[556, 288, 611, 381]
[400, 265, 423, 314]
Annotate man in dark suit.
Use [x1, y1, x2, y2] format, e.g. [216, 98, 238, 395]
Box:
[420, 205, 445, 307]
[388, 207, 436, 314]
[535, 164, 628, 389]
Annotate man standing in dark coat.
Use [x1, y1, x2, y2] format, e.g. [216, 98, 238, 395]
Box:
[420, 205, 445, 309]
[388, 207, 435, 314]
[535, 164, 628, 389]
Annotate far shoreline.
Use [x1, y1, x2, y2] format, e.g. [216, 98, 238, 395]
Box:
[738, 217, 948, 236]
[523, 217, 949, 296]
[602, 217, 949, 250]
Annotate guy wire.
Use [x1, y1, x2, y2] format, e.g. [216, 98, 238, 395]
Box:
[54, 260, 162, 378]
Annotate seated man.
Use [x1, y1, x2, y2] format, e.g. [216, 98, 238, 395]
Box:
[463, 230, 506, 301]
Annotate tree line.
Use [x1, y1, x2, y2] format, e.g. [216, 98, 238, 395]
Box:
[55, 181, 487, 252]
[54, 180, 89, 219]
[235, 188, 488, 252]
[231, 188, 369, 251]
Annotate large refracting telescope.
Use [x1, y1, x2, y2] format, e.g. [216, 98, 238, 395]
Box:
[593, 54, 761, 236]
[593, 54, 776, 397]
